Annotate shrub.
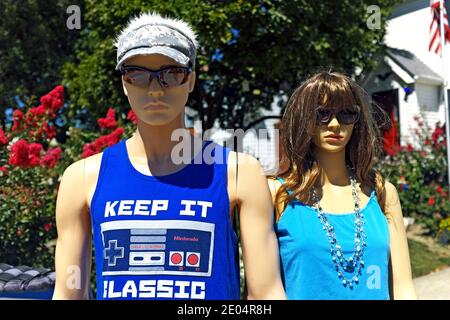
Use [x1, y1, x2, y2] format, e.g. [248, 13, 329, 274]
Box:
[378, 115, 449, 242]
[0, 86, 135, 267]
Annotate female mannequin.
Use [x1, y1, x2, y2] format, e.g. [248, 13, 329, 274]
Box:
[268, 72, 416, 300]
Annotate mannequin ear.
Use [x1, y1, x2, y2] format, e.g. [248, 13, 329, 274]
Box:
[187, 71, 196, 93]
[122, 77, 129, 97]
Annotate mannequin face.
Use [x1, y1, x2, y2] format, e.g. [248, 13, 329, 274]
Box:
[312, 111, 355, 153]
[121, 54, 196, 126]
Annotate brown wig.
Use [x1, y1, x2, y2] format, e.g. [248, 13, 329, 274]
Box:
[274, 71, 387, 221]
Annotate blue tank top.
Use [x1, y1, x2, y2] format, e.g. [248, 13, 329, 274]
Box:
[275, 178, 390, 300]
[90, 139, 240, 300]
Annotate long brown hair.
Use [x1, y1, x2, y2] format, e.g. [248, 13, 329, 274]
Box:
[274, 71, 387, 221]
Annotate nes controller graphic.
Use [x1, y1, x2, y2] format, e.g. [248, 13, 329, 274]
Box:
[100, 220, 215, 277]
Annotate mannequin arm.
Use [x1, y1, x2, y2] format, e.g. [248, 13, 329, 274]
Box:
[52, 160, 92, 300]
[236, 154, 286, 300]
[385, 181, 417, 300]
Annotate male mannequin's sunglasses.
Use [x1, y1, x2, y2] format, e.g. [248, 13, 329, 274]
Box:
[316, 107, 360, 125]
[120, 65, 192, 89]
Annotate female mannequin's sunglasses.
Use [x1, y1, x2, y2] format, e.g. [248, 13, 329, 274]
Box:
[120, 65, 192, 89]
[316, 107, 360, 125]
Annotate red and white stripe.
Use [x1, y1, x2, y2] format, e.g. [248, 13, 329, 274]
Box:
[429, 0, 450, 55]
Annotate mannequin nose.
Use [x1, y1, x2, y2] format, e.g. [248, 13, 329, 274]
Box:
[147, 78, 164, 97]
[327, 116, 340, 129]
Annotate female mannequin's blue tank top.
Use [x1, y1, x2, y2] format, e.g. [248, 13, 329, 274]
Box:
[90, 139, 240, 300]
[275, 177, 391, 300]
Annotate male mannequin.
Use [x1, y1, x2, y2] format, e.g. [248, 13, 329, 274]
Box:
[52, 12, 285, 300]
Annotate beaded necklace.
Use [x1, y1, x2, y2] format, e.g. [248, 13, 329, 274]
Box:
[311, 170, 367, 289]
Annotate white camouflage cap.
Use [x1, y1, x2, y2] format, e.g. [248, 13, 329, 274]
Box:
[114, 12, 198, 70]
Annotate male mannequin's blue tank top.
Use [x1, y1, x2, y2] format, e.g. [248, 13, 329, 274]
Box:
[275, 177, 391, 300]
[90, 139, 240, 300]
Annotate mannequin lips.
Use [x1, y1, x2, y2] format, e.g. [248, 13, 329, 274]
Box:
[324, 134, 343, 140]
[144, 102, 169, 110]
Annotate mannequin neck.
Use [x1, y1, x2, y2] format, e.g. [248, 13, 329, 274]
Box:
[129, 113, 190, 163]
[314, 148, 350, 187]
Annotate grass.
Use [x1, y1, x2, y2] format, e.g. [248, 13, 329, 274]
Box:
[408, 238, 450, 278]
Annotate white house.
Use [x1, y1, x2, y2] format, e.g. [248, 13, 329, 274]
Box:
[186, 104, 282, 175]
[362, 0, 450, 147]
[187, 0, 450, 168]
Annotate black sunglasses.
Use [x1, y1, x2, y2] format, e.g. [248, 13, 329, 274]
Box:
[316, 107, 360, 125]
[120, 65, 192, 89]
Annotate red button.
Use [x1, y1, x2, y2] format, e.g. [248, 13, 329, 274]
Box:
[171, 253, 182, 265]
[187, 254, 199, 265]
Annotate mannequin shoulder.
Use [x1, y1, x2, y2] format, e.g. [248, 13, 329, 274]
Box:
[227, 151, 264, 177]
[62, 152, 103, 181]
[267, 177, 282, 203]
[83, 152, 104, 178]
[384, 180, 401, 209]
[226, 150, 267, 196]
[59, 152, 104, 206]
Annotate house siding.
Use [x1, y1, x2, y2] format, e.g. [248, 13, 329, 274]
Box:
[364, 0, 448, 145]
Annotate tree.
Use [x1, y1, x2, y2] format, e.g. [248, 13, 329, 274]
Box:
[4, 0, 401, 131]
[0, 0, 83, 126]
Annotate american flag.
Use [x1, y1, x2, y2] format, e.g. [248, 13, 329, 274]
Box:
[429, 0, 450, 55]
